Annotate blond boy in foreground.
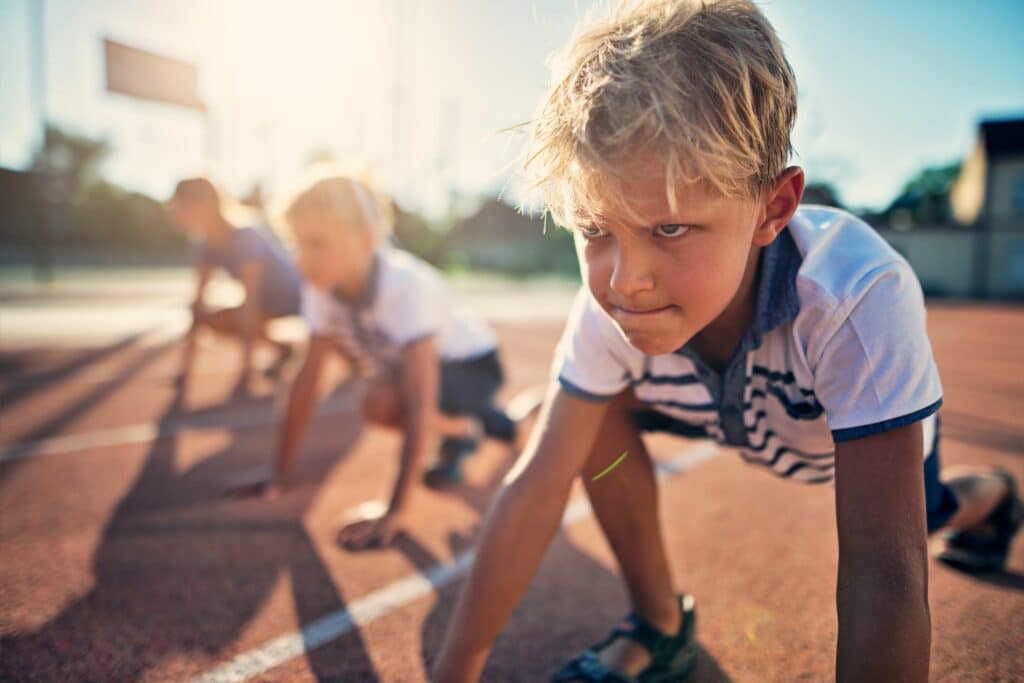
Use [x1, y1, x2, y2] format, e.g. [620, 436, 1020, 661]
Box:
[433, 2, 1021, 681]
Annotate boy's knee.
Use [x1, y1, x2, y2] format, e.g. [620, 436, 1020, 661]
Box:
[362, 377, 403, 425]
[580, 390, 646, 474]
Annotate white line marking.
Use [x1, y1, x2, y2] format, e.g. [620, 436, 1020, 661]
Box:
[0, 395, 357, 463]
[190, 441, 720, 683]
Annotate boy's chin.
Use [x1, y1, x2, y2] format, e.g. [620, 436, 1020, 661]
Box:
[622, 330, 688, 356]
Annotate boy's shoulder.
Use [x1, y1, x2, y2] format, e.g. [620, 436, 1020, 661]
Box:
[375, 246, 448, 303]
[788, 205, 915, 310]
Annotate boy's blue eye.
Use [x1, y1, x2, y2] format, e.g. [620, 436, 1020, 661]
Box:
[580, 225, 606, 238]
[655, 224, 690, 238]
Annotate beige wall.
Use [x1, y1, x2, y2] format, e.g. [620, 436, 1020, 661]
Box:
[877, 228, 1024, 298]
[876, 229, 975, 296]
[951, 141, 987, 224]
[986, 231, 1024, 296]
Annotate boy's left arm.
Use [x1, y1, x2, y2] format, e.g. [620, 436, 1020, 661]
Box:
[339, 335, 439, 549]
[834, 421, 930, 683]
[239, 260, 265, 386]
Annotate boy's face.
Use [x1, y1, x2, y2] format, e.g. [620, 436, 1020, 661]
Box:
[575, 169, 789, 356]
[291, 213, 375, 293]
[167, 199, 211, 238]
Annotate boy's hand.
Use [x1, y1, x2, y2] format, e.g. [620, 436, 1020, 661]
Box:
[337, 501, 408, 550]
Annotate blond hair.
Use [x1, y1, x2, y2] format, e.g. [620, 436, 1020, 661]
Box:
[276, 162, 394, 240]
[527, 0, 797, 229]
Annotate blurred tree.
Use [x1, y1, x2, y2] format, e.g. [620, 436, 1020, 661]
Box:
[31, 123, 109, 189]
[882, 161, 962, 228]
[392, 202, 447, 265]
[801, 182, 845, 209]
[0, 124, 185, 259]
[70, 181, 183, 251]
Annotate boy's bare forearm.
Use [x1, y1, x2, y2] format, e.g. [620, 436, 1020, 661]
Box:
[432, 476, 571, 682]
[275, 363, 321, 483]
[389, 336, 441, 514]
[836, 563, 930, 682]
[388, 401, 434, 514]
[433, 388, 608, 682]
[833, 424, 930, 682]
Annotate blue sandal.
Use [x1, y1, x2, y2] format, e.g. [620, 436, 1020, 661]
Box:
[552, 594, 697, 683]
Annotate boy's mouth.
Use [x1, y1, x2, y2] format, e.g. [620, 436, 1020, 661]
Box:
[612, 303, 675, 316]
[610, 303, 678, 329]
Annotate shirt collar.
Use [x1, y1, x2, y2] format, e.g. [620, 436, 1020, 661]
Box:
[332, 251, 381, 310]
[745, 225, 802, 350]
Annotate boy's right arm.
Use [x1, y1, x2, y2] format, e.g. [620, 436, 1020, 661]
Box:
[178, 263, 213, 381]
[432, 385, 610, 682]
[272, 335, 333, 490]
[189, 262, 212, 327]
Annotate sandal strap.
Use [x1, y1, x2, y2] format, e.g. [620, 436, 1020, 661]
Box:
[596, 594, 695, 662]
[552, 651, 637, 682]
[607, 614, 674, 658]
[553, 594, 697, 683]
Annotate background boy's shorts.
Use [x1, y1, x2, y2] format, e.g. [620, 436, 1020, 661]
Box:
[439, 350, 516, 443]
[633, 409, 960, 533]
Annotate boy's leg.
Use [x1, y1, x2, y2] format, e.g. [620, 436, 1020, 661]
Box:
[204, 307, 291, 364]
[931, 459, 1022, 572]
[574, 389, 681, 676]
[438, 352, 516, 444]
[940, 465, 1017, 530]
[362, 374, 479, 439]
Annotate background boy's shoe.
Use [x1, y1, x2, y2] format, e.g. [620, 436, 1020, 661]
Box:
[935, 469, 1023, 572]
[423, 436, 480, 489]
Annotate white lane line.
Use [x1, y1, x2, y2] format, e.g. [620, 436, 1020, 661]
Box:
[0, 395, 357, 463]
[190, 441, 721, 683]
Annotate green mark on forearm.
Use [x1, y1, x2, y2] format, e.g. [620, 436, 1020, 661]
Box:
[591, 451, 629, 482]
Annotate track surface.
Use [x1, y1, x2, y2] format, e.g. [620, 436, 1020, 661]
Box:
[1, 302, 1022, 682]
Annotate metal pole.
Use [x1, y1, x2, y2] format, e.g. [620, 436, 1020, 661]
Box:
[29, 0, 54, 282]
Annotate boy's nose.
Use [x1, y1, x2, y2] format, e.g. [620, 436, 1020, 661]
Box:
[609, 242, 655, 297]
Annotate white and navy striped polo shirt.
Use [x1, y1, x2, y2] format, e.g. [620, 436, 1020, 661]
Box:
[303, 247, 497, 375]
[553, 206, 943, 484]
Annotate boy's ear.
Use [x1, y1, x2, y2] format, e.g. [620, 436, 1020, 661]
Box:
[752, 166, 804, 247]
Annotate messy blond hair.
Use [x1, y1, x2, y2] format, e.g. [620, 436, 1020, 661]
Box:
[276, 162, 394, 241]
[527, 0, 797, 229]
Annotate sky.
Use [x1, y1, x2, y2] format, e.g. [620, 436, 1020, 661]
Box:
[1, 0, 1022, 215]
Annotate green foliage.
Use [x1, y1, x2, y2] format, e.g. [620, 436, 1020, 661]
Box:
[69, 181, 184, 250]
[392, 204, 448, 266]
[1, 125, 185, 253]
[883, 161, 962, 226]
[801, 182, 845, 209]
[32, 123, 109, 187]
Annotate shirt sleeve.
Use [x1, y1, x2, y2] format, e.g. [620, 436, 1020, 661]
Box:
[811, 261, 943, 442]
[550, 287, 637, 402]
[379, 268, 445, 348]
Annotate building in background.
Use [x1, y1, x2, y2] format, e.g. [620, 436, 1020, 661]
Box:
[879, 117, 1024, 299]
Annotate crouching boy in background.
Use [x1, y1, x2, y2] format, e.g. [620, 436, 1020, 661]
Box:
[264, 173, 536, 550]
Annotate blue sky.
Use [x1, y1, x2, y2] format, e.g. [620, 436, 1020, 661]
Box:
[1, 0, 1022, 214]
